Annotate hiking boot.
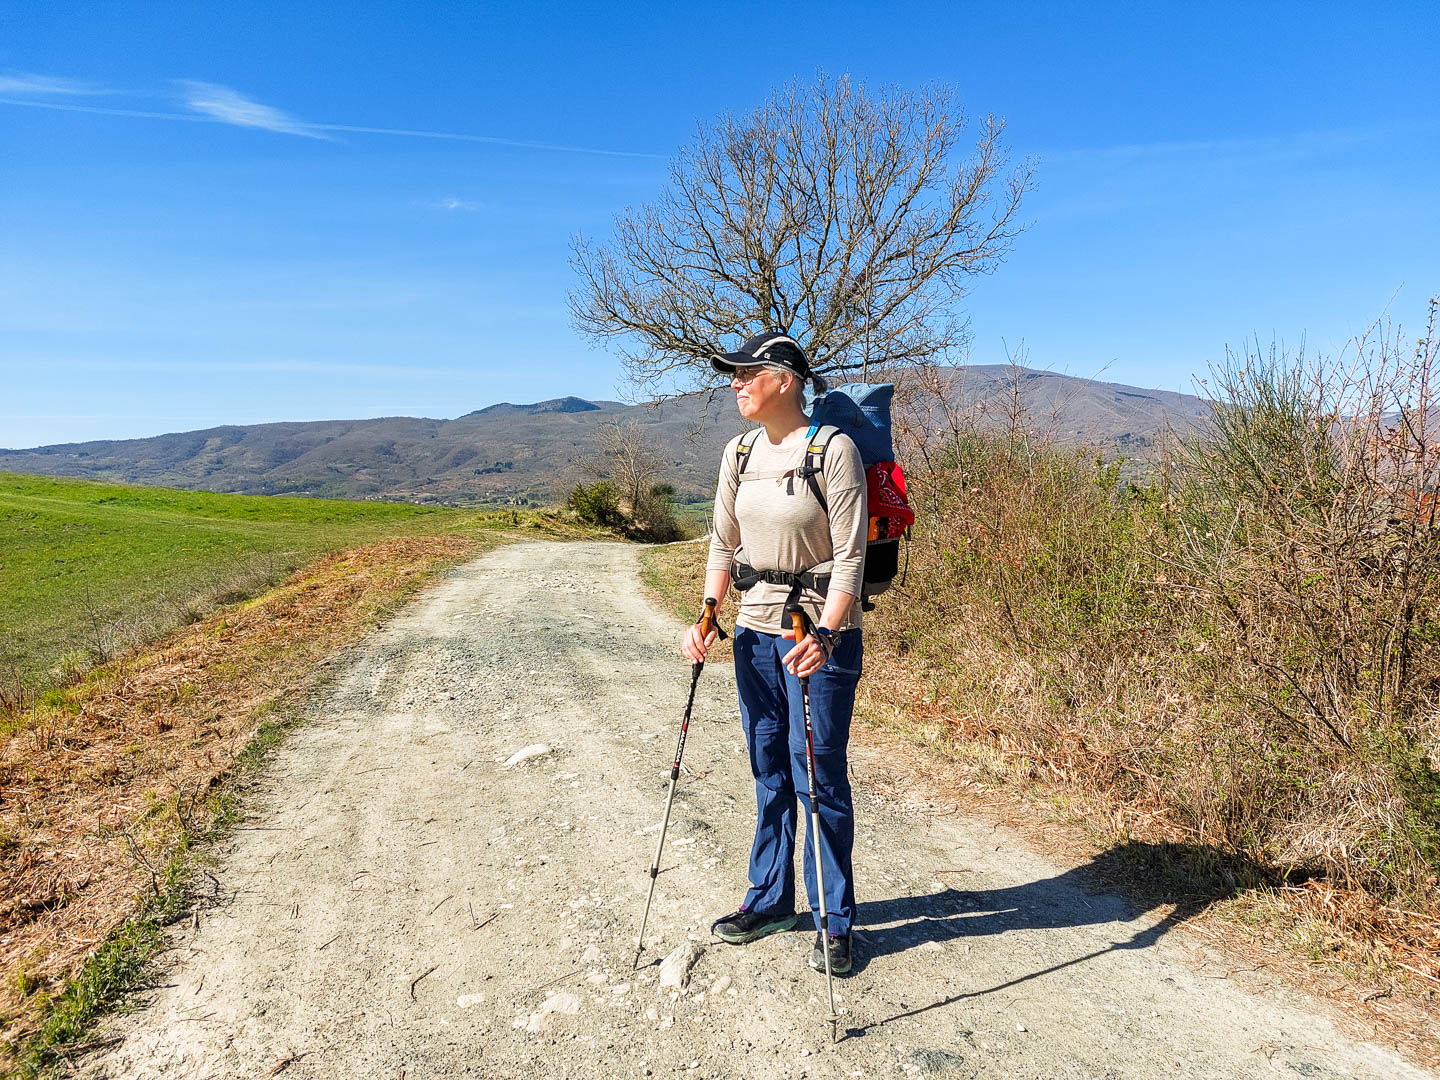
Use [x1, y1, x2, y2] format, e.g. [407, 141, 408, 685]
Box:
[710, 908, 798, 944]
[809, 931, 852, 975]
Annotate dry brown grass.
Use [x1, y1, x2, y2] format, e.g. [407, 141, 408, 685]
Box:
[0, 534, 480, 1055]
[856, 668, 1440, 1067]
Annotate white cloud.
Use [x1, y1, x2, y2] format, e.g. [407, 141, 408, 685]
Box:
[434, 197, 482, 212]
[0, 72, 106, 95]
[179, 80, 326, 139]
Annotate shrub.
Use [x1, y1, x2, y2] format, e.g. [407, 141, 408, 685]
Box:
[1168, 313, 1440, 899]
[874, 307, 1440, 914]
[568, 479, 692, 542]
[566, 481, 624, 528]
[629, 483, 686, 543]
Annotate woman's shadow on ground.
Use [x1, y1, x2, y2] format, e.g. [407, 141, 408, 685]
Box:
[842, 840, 1274, 1037]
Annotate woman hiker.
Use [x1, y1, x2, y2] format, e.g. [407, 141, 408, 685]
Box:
[679, 330, 867, 976]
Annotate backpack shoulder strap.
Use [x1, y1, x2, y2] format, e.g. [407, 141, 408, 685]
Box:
[798, 424, 839, 516]
[735, 428, 764, 476]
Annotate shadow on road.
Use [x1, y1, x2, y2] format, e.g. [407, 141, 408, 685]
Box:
[846, 840, 1268, 1035]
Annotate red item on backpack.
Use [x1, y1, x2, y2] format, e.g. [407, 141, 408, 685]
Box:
[866, 461, 915, 540]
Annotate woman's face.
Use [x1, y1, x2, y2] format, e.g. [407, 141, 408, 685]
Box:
[733, 367, 790, 421]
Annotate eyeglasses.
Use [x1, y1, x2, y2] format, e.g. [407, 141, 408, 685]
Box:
[730, 367, 773, 384]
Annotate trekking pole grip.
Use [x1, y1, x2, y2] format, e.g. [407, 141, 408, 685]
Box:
[698, 597, 719, 640]
[787, 605, 810, 641]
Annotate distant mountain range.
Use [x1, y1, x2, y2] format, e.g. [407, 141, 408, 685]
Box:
[1, 367, 1207, 504]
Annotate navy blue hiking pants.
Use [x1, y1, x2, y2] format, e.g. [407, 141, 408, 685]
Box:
[733, 625, 862, 936]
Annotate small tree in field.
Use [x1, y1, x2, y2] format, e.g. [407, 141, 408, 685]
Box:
[597, 418, 668, 512]
[570, 418, 685, 541]
[570, 75, 1031, 396]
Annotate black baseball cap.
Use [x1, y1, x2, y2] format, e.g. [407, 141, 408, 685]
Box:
[712, 331, 812, 380]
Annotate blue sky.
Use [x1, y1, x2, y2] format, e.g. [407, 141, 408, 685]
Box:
[2, 1, 1436, 447]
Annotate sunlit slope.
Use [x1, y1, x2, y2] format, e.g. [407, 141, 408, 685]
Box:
[0, 472, 462, 682]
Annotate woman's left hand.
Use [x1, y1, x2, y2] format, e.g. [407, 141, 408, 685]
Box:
[780, 628, 830, 679]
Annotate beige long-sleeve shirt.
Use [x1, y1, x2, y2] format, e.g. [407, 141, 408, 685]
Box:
[706, 427, 868, 635]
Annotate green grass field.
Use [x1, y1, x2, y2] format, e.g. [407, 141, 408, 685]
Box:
[0, 472, 524, 686]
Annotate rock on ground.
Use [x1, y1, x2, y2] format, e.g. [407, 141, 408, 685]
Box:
[658, 941, 704, 992]
[503, 742, 551, 767]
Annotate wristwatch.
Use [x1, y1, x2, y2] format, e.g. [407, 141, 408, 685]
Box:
[813, 625, 836, 661]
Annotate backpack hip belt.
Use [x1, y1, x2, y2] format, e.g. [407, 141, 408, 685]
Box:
[729, 552, 833, 613]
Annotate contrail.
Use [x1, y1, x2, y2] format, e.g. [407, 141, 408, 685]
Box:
[0, 97, 208, 123]
[0, 95, 661, 158]
[310, 121, 661, 157]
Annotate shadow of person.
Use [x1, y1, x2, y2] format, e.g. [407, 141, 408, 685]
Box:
[845, 840, 1274, 1034]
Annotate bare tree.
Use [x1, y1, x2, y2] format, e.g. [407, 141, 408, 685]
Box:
[581, 418, 668, 512]
[570, 75, 1032, 398]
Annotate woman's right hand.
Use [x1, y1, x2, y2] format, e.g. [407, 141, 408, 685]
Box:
[679, 622, 718, 664]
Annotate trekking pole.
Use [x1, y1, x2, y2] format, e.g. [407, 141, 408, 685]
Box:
[788, 605, 841, 1044]
[634, 597, 721, 970]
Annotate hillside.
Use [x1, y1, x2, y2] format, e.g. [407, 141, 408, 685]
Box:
[0, 368, 1207, 503]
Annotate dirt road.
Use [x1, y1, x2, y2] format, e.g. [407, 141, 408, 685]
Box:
[90, 542, 1433, 1080]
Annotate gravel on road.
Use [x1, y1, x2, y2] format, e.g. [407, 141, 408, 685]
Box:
[88, 541, 1434, 1080]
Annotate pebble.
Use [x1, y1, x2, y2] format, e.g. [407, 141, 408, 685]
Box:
[919, 941, 943, 952]
[711, 975, 732, 994]
[581, 945, 601, 964]
[1016, 1022, 1027, 1032]
[504, 743, 552, 767]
